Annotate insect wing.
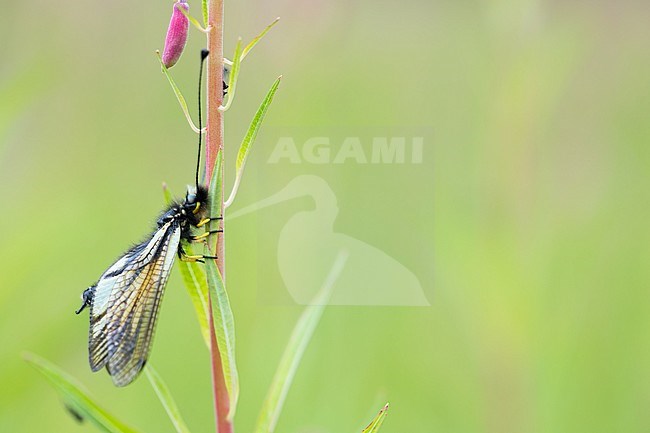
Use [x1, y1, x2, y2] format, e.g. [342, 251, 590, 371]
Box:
[88, 221, 181, 386]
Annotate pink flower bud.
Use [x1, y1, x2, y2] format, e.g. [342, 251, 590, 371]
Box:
[162, 1, 190, 68]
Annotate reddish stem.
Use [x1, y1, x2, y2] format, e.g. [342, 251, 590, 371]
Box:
[205, 0, 223, 184]
[208, 302, 231, 433]
[205, 0, 230, 432]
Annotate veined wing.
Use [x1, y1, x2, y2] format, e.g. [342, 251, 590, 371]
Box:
[87, 221, 181, 387]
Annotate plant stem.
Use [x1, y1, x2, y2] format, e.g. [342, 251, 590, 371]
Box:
[205, 0, 231, 432]
[206, 1, 224, 188]
[208, 309, 232, 433]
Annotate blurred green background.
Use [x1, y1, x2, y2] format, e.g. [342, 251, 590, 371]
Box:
[2, 0, 650, 432]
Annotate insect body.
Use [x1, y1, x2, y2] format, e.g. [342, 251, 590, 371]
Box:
[76, 48, 219, 387]
[76, 186, 220, 386]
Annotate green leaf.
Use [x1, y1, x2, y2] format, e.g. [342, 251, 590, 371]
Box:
[206, 149, 224, 263]
[145, 366, 192, 433]
[155, 50, 201, 133]
[361, 404, 389, 433]
[205, 151, 239, 418]
[177, 5, 209, 33]
[220, 38, 243, 112]
[162, 183, 211, 348]
[241, 17, 281, 61]
[162, 182, 174, 204]
[201, 0, 208, 28]
[177, 250, 211, 348]
[235, 77, 281, 174]
[224, 76, 282, 208]
[205, 259, 238, 419]
[254, 252, 349, 433]
[24, 353, 140, 433]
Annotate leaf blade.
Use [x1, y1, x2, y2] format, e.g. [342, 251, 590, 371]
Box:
[225, 76, 282, 208]
[155, 50, 201, 133]
[177, 5, 209, 33]
[241, 17, 280, 61]
[162, 183, 211, 348]
[144, 365, 192, 433]
[205, 151, 239, 419]
[201, 0, 208, 27]
[205, 260, 238, 419]
[254, 252, 349, 433]
[162, 182, 174, 204]
[361, 404, 390, 433]
[220, 38, 243, 112]
[177, 256, 212, 348]
[24, 353, 140, 433]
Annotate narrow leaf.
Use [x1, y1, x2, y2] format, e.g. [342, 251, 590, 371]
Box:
[205, 151, 240, 418]
[361, 404, 389, 433]
[207, 149, 224, 264]
[24, 353, 139, 433]
[224, 76, 282, 208]
[177, 5, 209, 33]
[162, 182, 174, 204]
[177, 251, 211, 348]
[163, 184, 211, 348]
[201, 0, 208, 28]
[235, 77, 281, 174]
[155, 50, 201, 133]
[145, 366, 192, 433]
[205, 260, 238, 419]
[219, 38, 243, 112]
[241, 17, 281, 61]
[254, 251, 349, 433]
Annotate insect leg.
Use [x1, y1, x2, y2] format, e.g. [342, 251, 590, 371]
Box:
[179, 254, 218, 263]
[179, 254, 204, 263]
[196, 216, 223, 228]
[178, 244, 218, 263]
[191, 229, 223, 241]
[178, 244, 189, 259]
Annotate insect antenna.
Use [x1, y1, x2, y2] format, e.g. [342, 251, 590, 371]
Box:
[196, 48, 210, 191]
